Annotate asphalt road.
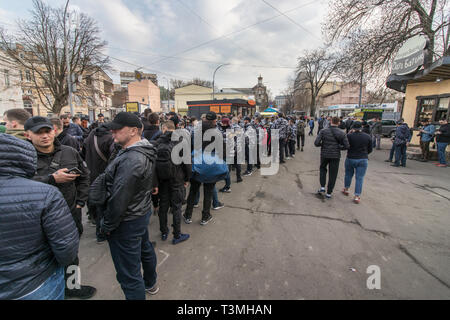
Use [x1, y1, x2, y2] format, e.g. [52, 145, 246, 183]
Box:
[78, 135, 450, 300]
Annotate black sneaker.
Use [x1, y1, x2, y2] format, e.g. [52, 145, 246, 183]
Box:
[183, 215, 192, 224]
[161, 233, 168, 241]
[145, 283, 159, 295]
[200, 215, 213, 226]
[65, 285, 97, 300]
[243, 171, 253, 177]
[236, 177, 243, 183]
[219, 187, 231, 193]
[172, 233, 190, 245]
[213, 202, 224, 210]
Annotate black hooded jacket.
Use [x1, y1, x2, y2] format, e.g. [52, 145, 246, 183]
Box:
[143, 124, 162, 142]
[0, 134, 79, 299]
[153, 131, 192, 187]
[101, 139, 157, 234]
[57, 127, 80, 150]
[81, 125, 115, 184]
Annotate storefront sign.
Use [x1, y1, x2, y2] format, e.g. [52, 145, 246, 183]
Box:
[125, 102, 139, 113]
[392, 35, 427, 76]
[210, 105, 220, 113]
[221, 106, 231, 113]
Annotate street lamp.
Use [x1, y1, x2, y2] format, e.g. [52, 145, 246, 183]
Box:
[212, 64, 229, 100]
[162, 77, 170, 113]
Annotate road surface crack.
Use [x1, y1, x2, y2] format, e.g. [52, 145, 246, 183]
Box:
[398, 244, 450, 290]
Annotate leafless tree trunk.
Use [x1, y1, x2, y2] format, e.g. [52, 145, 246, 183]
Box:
[324, 0, 449, 76]
[0, 0, 110, 115]
[296, 48, 347, 117]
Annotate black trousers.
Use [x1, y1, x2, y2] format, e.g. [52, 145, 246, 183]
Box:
[158, 180, 183, 237]
[279, 138, 286, 162]
[185, 179, 215, 221]
[297, 134, 305, 148]
[245, 144, 253, 172]
[289, 140, 296, 156]
[320, 157, 340, 195]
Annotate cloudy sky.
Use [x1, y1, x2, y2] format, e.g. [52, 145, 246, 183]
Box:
[0, 0, 330, 96]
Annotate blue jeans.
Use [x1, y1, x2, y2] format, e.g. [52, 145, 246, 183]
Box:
[17, 267, 65, 300]
[394, 143, 407, 166]
[194, 186, 219, 207]
[344, 158, 368, 196]
[107, 212, 157, 300]
[437, 142, 448, 165]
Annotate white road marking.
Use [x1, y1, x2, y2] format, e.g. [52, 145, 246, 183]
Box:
[157, 250, 170, 268]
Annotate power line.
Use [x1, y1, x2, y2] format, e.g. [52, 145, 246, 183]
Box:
[107, 46, 296, 69]
[174, 0, 254, 58]
[146, 1, 317, 68]
[260, 0, 320, 40]
[107, 55, 194, 81]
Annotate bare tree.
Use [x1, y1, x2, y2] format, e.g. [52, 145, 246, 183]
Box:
[324, 0, 450, 75]
[296, 48, 346, 117]
[0, 0, 110, 115]
[170, 78, 213, 90]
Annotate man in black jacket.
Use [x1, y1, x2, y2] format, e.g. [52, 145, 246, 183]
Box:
[100, 112, 159, 300]
[81, 124, 115, 241]
[314, 117, 350, 199]
[153, 120, 191, 244]
[0, 133, 79, 300]
[435, 119, 450, 167]
[51, 118, 80, 151]
[143, 112, 162, 141]
[25, 116, 96, 300]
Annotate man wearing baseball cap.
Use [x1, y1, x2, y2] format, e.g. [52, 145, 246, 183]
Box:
[25, 116, 95, 299]
[88, 113, 106, 132]
[99, 112, 159, 299]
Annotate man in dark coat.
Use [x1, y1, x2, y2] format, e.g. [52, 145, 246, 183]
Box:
[153, 120, 191, 244]
[99, 112, 159, 300]
[314, 117, 350, 198]
[51, 118, 80, 151]
[0, 133, 79, 300]
[143, 112, 162, 142]
[25, 116, 96, 299]
[61, 114, 84, 143]
[391, 119, 412, 167]
[80, 124, 115, 240]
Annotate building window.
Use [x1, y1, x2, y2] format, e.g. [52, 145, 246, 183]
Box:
[86, 76, 92, 86]
[416, 98, 435, 126]
[20, 71, 23, 81]
[4, 70, 10, 87]
[25, 71, 31, 82]
[416, 96, 450, 126]
[436, 97, 449, 121]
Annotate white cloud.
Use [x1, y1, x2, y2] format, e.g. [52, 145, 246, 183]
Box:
[1, 0, 330, 95]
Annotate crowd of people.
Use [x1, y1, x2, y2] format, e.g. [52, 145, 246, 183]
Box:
[1, 107, 449, 301]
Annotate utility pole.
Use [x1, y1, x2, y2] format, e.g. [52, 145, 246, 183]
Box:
[64, 0, 73, 116]
[212, 64, 229, 100]
[358, 62, 364, 108]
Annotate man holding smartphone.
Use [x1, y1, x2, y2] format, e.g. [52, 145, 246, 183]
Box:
[25, 116, 96, 300]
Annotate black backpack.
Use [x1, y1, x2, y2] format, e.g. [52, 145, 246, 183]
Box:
[155, 141, 176, 181]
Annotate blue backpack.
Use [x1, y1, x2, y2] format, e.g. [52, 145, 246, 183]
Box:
[191, 151, 229, 183]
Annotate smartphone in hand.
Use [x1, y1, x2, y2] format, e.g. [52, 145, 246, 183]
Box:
[67, 167, 82, 175]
